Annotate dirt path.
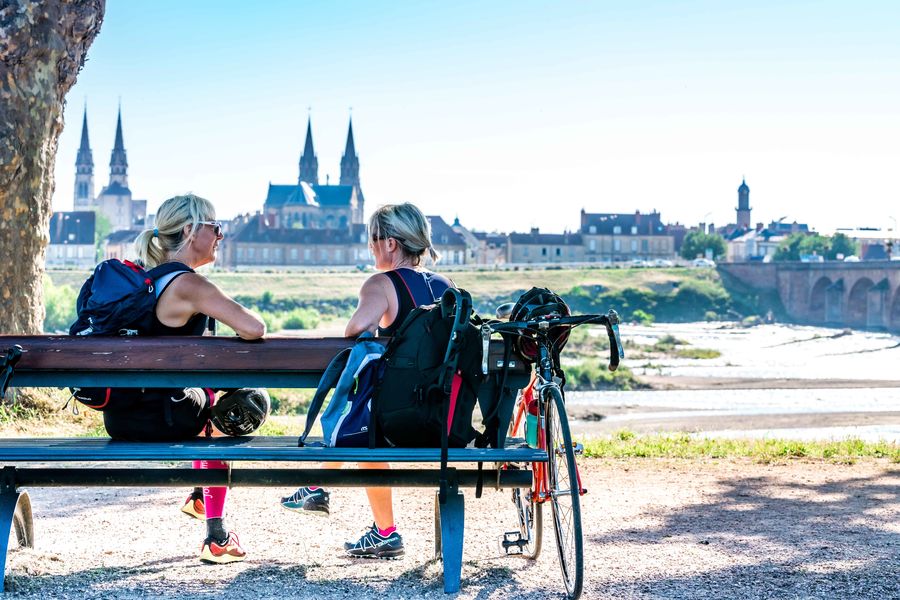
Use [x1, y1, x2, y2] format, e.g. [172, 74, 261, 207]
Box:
[5, 459, 900, 599]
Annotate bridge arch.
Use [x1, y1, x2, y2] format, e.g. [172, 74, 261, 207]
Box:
[891, 287, 900, 331]
[809, 277, 832, 322]
[847, 277, 875, 327]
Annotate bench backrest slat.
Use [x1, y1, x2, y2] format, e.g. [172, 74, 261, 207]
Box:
[1, 336, 525, 373]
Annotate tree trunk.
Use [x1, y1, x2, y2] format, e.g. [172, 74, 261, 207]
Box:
[0, 0, 105, 334]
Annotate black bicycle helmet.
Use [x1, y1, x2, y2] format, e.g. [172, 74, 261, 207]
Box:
[510, 287, 571, 362]
[210, 388, 271, 437]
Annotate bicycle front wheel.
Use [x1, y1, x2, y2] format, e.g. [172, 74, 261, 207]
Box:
[544, 385, 583, 599]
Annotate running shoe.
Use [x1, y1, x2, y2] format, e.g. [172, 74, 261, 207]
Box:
[280, 486, 330, 516]
[199, 532, 246, 564]
[181, 494, 205, 520]
[344, 524, 405, 559]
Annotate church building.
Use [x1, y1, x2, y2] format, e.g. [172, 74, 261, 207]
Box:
[262, 117, 364, 230]
[73, 106, 147, 232]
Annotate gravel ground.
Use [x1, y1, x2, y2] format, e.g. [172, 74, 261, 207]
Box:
[5, 459, 900, 599]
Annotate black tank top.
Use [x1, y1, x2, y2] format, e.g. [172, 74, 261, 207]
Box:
[377, 268, 452, 337]
[150, 262, 208, 336]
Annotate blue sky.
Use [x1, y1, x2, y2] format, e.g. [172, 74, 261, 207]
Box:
[53, 1, 900, 234]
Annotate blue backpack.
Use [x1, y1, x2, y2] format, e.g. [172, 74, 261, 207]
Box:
[70, 259, 191, 337]
[297, 332, 385, 447]
[68, 259, 192, 411]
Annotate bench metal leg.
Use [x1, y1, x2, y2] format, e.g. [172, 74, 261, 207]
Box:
[0, 487, 33, 586]
[434, 488, 465, 594]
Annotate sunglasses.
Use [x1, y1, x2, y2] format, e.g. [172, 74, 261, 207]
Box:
[198, 220, 223, 236]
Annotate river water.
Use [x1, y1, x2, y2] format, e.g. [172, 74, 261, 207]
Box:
[568, 322, 900, 441]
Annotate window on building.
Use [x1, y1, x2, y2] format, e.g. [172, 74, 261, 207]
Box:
[290, 248, 298, 261]
[524, 247, 529, 257]
[542, 247, 547, 256]
[304, 249, 311, 261]
[247, 248, 255, 259]
[631, 240, 638, 252]
[237, 248, 245, 260]
[613, 226, 621, 234]
[555, 248, 561, 256]
[274, 248, 283, 261]
[641, 239, 648, 252]
[262, 248, 270, 260]
[589, 225, 597, 234]
[589, 239, 596, 252]
[613, 239, 621, 252]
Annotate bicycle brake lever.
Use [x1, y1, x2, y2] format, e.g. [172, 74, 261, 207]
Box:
[605, 310, 624, 371]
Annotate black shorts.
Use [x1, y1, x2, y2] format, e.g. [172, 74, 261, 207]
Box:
[103, 388, 212, 441]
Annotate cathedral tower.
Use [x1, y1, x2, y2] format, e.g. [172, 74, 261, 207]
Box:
[298, 117, 319, 185]
[339, 117, 364, 218]
[74, 106, 94, 208]
[108, 106, 128, 188]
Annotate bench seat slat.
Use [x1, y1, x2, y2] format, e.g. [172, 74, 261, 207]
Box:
[0, 436, 548, 463]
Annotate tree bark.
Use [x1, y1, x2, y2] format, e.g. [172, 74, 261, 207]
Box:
[0, 0, 105, 334]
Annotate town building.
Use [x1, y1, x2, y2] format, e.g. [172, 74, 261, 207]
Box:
[579, 210, 673, 262]
[508, 229, 584, 264]
[46, 211, 95, 269]
[429, 216, 468, 266]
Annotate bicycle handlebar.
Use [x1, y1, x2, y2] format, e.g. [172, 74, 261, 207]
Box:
[490, 309, 625, 372]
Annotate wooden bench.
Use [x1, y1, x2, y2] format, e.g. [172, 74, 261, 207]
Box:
[0, 336, 537, 594]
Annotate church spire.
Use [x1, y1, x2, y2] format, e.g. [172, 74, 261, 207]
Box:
[74, 105, 94, 208]
[298, 116, 319, 185]
[339, 117, 359, 188]
[340, 116, 364, 222]
[108, 105, 128, 188]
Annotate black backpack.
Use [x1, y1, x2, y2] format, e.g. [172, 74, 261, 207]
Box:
[371, 287, 484, 449]
[370, 287, 485, 503]
[68, 259, 193, 411]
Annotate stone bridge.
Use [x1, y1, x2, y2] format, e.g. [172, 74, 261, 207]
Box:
[718, 261, 900, 331]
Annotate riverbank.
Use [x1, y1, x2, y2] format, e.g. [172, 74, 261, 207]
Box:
[6, 458, 899, 599]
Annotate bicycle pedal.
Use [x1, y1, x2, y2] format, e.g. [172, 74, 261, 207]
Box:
[573, 442, 584, 455]
[499, 531, 526, 556]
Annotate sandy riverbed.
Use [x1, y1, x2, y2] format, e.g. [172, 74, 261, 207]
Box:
[5, 459, 899, 599]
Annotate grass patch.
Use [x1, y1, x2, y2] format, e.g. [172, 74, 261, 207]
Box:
[583, 430, 900, 463]
[564, 362, 646, 391]
[672, 347, 722, 359]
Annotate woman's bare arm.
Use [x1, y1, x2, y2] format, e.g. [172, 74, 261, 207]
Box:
[158, 274, 266, 340]
[345, 275, 391, 337]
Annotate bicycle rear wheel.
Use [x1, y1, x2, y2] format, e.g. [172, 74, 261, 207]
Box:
[508, 398, 543, 559]
[512, 485, 542, 559]
[544, 385, 583, 599]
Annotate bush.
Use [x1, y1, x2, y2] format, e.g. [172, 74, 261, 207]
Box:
[631, 309, 654, 325]
[281, 308, 321, 330]
[43, 276, 77, 333]
[259, 311, 282, 333]
[564, 362, 644, 391]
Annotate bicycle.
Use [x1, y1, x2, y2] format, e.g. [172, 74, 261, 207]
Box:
[490, 307, 624, 600]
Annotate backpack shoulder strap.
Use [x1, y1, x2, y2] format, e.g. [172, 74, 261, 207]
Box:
[147, 262, 195, 298]
[297, 347, 351, 446]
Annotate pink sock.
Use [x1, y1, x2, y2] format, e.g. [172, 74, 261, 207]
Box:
[378, 525, 396, 537]
[192, 459, 228, 519]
